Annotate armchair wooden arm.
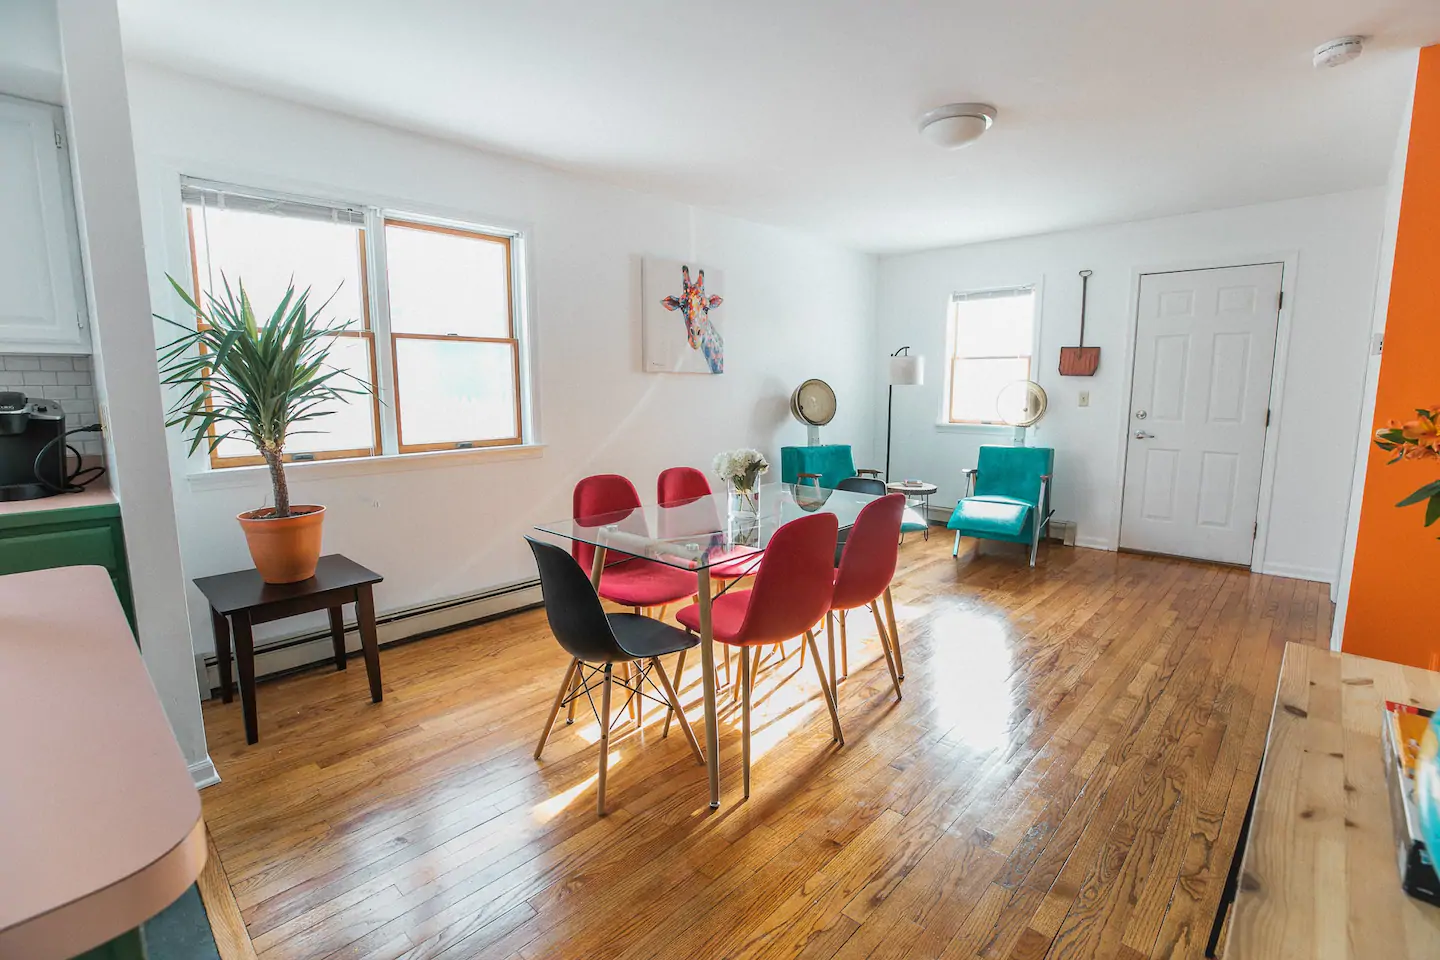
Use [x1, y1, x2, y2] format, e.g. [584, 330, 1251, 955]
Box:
[797, 472, 823, 487]
[856, 468, 883, 478]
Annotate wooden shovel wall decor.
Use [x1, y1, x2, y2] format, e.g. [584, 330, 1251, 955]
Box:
[1059, 269, 1100, 376]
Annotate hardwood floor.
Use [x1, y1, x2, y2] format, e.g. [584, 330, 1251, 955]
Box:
[199, 536, 1333, 960]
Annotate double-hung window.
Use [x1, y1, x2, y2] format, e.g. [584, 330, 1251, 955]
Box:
[944, 286, 1037, 425]
[181, 179, 526, 468]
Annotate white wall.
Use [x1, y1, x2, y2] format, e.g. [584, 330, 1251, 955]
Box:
[58, 0, 210, 781]
[875, 189, 1385, 584]
[0, 0, 64, 104]
[1332, 54, 1419, 646]
[125, 65, 878, 661]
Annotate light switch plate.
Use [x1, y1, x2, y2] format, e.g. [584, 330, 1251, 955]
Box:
[1078, 391, 1090, 407]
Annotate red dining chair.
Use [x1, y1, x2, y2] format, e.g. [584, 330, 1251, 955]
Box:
[657, 467, 763, 581]
[828, 493, 907, 704]
[674, 512, 842, 798]
[572, 474, 699, 724]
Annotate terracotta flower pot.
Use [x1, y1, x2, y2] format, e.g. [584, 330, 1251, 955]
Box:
[236, 505, 326, 584]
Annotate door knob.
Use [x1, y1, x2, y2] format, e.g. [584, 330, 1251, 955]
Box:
[1135, 410, 1148, 419]
[1133, 431, 1154, 440]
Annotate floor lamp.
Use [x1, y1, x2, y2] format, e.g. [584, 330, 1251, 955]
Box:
[886, 347, 924, 481]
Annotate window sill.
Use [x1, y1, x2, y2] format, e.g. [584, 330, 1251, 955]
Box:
[185, 443, 546, 491]
[933, 421, 1014, 436]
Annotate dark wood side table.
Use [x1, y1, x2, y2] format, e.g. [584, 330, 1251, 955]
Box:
[193, 554, 384, 744]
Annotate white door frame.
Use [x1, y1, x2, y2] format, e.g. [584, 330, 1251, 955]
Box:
[1106, 251, 1299, 574]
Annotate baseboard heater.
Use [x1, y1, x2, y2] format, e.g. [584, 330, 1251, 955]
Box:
[197, 578, 544, 698]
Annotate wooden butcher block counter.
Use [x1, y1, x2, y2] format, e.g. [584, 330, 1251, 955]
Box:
[0, 565, 205, 959]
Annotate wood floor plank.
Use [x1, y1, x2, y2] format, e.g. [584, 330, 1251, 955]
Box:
[195, 539, 1333, 960]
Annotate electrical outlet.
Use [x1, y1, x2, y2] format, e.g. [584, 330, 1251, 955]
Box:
[1078, 391, 1090, 408]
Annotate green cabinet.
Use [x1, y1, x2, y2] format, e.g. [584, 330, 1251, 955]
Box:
[0, 501, 134, 629]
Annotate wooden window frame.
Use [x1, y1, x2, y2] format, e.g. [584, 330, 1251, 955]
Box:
[383, 219, 524, 454]
[944, 289, 1037, 426]
[184, 208, 383, 468]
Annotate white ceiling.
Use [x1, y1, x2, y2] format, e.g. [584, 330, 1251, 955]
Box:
[117, 0, 1440, 254]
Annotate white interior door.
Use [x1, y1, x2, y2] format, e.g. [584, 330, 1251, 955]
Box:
[1120, 263, 1282, 565]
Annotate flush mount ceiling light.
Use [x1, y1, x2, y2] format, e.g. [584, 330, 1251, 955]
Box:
[918, 103, 997, 149]
[1313, 36, 1364, 69]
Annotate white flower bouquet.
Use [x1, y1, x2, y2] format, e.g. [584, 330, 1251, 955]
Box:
[713, 448, 770, 494]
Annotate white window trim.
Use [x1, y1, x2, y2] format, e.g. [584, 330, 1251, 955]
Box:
[937, 281, 1043, 427]
[172, 175, 537, 470]
[186, 442, 547, 490]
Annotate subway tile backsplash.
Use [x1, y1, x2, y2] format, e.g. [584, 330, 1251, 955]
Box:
[0, 354, 105, 460]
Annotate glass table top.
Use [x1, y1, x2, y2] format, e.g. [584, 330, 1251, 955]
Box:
[533, 482, 926, 571]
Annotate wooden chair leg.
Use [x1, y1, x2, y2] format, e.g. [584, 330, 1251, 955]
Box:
[662, 647, 687, 738]
[620, 661, 639, 723]
[536, 659, 580, 759]
[826, 611, 838, 704]
[839, 609, 849, 680]
[799, 633, 807, 669]
[870, 604, 903, 701]
[751, 647, 762, 689]
[566, 667, 582, 725]
[650, 656, 704, 764]
[883, 587, 903, 681]
[741, 642, 752, 799]
[634, 661, 645, 726]
[805, 630, 843, 745]
[597, 664, 613, 817]
[656, 604, 669, 622]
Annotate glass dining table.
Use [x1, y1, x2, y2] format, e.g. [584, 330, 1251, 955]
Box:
[534, 481, 924, 809]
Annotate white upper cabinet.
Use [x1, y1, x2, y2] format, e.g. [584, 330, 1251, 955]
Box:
[0, 94, 89, 354]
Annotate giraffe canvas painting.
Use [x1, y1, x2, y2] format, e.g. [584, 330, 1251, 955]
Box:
[642, 258, 726, 374]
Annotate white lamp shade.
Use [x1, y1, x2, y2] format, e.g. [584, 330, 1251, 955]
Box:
[889, 354, 924, 386]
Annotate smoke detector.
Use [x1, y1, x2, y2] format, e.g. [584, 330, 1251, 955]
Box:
[918, 103, 997, 149]
[1313, 36, 1363, 69]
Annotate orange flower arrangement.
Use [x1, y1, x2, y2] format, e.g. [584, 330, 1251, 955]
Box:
[1374, 404, 1440, 530]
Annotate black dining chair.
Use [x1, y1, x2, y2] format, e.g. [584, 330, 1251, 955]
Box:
[526, 537, 705, 816]
[832, 474, 888, 567]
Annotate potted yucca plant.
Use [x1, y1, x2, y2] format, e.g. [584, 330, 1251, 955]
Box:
[156, 276, 370, 583]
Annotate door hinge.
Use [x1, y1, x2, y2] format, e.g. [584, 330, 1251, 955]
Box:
[54, 128, 64, 149]
[1277, 290, 1284, 310]
[1253, 521, 1258, 539]
[1265, 408, 1271, 427]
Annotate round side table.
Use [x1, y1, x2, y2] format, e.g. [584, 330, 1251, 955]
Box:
[886, 480, 938, 540]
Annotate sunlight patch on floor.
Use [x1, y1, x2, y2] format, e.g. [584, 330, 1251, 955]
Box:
[531, 750, 621, 823]
[927, 611, 1015, 751]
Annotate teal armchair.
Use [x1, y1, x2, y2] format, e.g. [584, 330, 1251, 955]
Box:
[946, 445, 1054, 566]
[780, 444, 881, 491]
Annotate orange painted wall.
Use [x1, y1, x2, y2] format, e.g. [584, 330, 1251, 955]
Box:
[1343, 46, 1440, 669]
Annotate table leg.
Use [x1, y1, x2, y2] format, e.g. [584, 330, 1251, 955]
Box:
[232, 612, 258, 745]
[697, 570, 721, 809]
[328, 605, 348, 671]
[210, 605, 233, 703]
[356, 584, 384, 703]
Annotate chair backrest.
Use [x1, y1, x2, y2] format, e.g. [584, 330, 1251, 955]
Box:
[657, 466, 712, 505]
[836, 476, 887, 496]
[974, 445, 1054, 507]
[572, 474, 642, 571]
[525, 537, 626, 663]
[657, 466, 722, 539]
[734, 512, 838, 645]
[833, 493, 906, 609]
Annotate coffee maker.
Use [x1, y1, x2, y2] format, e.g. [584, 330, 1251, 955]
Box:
[0, 392, 66, 501]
